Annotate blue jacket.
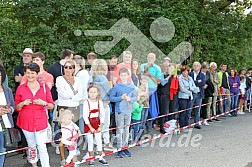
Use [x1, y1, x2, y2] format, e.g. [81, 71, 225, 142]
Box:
[93, 75, 111, 101]
[189, 71, 206, 99]
[2, 85, 15, 128]
[109, 82, 137, 114]
[178, 75, 199, 100]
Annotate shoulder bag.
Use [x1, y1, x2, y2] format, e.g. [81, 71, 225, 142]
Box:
[0, 116, 21, 151]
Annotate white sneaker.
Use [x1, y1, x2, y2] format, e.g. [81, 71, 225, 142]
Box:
[60, 159, 66, 166]
[202, 121, 209, 126]
[76, 149, 80, 156]
[103, 143, 115, 151]
[55, 146, 60, 155]
[183, 128, 190, 133]
[82, 153, 90, 160]
[237, 111, 245, 115]
[198, 122, 202, 126]
[74, 161, 80, 167]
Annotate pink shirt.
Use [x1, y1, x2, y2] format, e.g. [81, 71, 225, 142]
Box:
[15, 82, 54, 132]
[112, 63, 132, 84]
[21, 71, 54, 86]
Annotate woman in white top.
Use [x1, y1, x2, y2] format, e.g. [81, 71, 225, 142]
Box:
[55, 60, 83, 166]
[73, 55, 89, 134]
[0, 66, 15, 167]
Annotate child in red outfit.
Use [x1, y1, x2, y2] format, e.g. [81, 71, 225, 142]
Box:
[83, 85, 109, 166]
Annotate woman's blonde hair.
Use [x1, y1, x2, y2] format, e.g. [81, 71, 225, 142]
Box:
[74, 55, 86, 69]
[209, 62, 217, 68]
[64, 60, 76, 67]
[92, 59, 108, 77]
[58, 109, 73, 126]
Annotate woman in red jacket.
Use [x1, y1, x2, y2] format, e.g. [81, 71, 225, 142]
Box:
[15, 63, 54, 167]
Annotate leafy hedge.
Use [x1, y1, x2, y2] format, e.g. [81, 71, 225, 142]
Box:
[0, 0, 252, 89]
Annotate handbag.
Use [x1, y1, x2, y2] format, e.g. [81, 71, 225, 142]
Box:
[0, 116, 21, 150]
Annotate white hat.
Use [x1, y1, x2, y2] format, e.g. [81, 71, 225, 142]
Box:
[164, 57, 171, 61]
[19, 48, 33, 56]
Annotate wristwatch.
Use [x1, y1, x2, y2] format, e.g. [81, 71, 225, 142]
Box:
[43, 102, 48, 107]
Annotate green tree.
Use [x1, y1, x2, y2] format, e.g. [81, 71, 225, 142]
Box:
[0, 0, 252, 89]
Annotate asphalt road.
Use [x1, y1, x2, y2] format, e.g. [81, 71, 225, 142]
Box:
[5, 112, 252, 167]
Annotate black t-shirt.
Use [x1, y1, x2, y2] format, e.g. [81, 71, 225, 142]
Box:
[47, 62, 64, 101]
[221, 72, 229, 89]
[14, 64, 25, 91]
[131, 73, 141, 87]
[157, 74, 172, 95]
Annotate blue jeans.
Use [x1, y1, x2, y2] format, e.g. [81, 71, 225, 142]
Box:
[174, 95, 179, 120]
[139, 108, 151, 132]
[146, 112, 153, 131]
[189, 94, 202, 123]
[53, 122, 60, 143]
[79, 104, 84, 133]
[231, 92, 239, 115]
[169, 94, 178, 121]
[220, 88, 231, 114]
[0, 132, 5, 167]
[130, 119, 140, 142]
[115, 113, 131, 149]
[179, 99, 192, 128]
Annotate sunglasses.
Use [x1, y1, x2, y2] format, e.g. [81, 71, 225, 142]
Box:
[26, 63, 38, 68]
[64, 66, 74, 70]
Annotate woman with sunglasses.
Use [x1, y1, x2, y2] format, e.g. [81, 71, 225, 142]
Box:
[15, 63, 54, 167]
[55, 60, 83, 166]
[73, 55, 89, 155]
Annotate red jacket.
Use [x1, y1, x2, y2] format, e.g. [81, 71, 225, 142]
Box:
[15, 82, 54, 132]
[170, 76, 179, 100]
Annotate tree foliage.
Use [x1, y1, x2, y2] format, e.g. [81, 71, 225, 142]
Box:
[0, 0, 252, 89]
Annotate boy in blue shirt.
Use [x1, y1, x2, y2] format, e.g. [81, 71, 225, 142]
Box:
[110, 68, 137, 158]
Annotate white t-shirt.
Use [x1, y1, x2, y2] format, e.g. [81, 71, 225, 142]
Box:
[239, 81, 246, 95]
[0, 92, 11, 131]
[83, 100, 105, 125]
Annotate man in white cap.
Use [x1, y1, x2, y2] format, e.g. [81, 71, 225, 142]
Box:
[14, 48, 33, 90]
[159, 57, 171, 74]
[13, 48, 33, 160]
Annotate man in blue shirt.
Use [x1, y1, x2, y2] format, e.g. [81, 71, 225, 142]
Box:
[189, 62, 206, 129]
[140, 53, 162, 132]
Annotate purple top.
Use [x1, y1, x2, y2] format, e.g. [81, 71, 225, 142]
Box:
[228, 76, 240, 93]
